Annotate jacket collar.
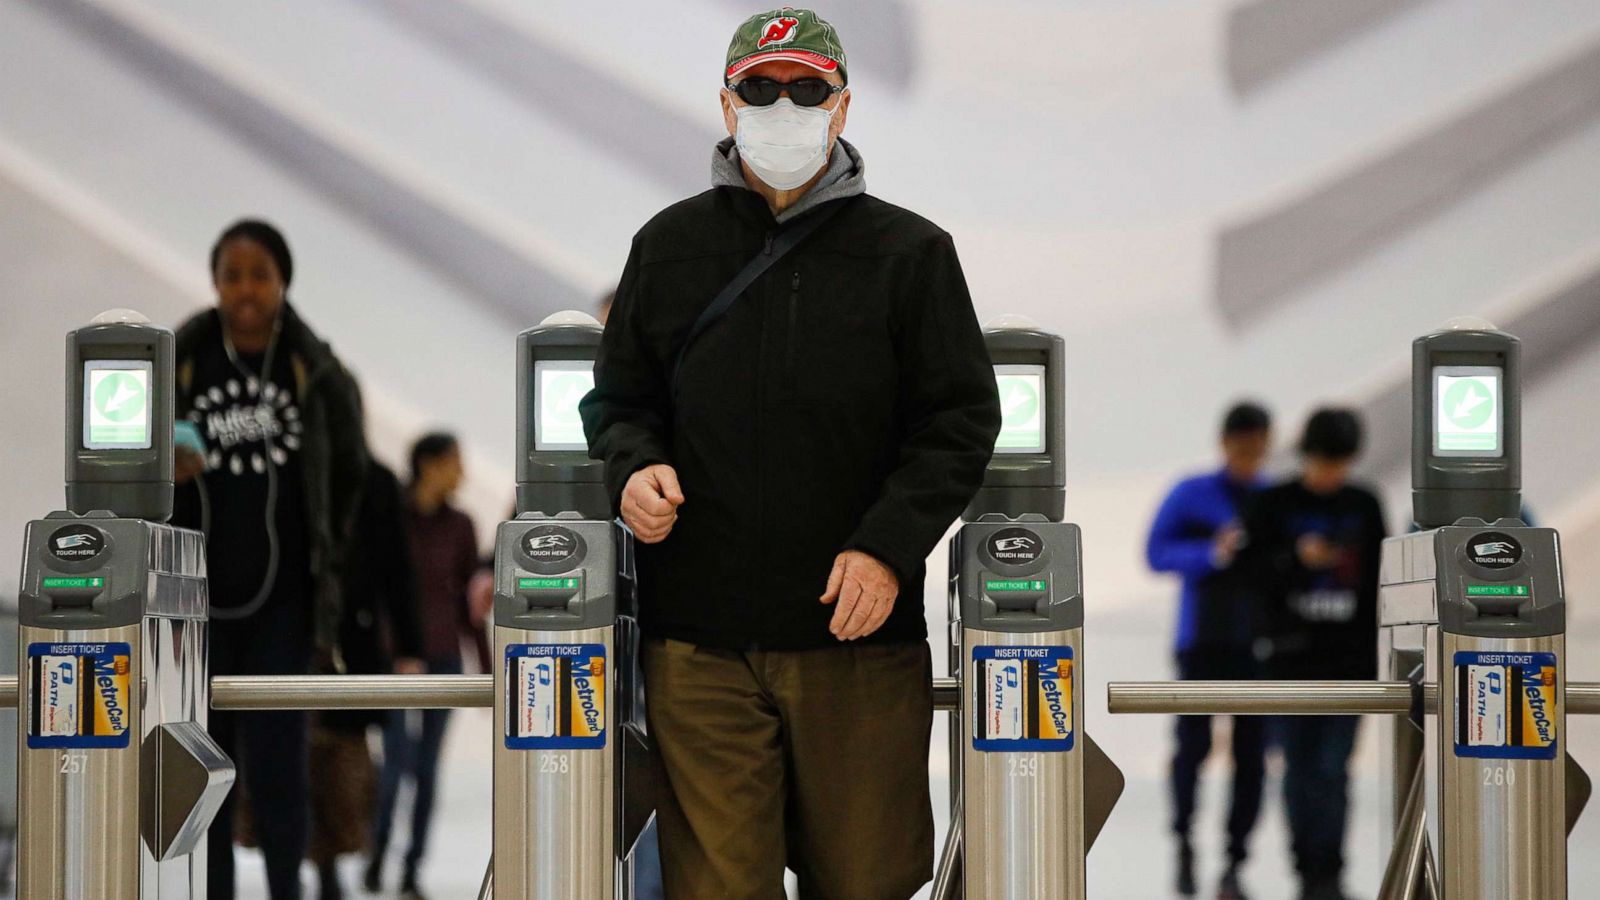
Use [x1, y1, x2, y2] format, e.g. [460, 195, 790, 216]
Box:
[711, 137, 867, 225]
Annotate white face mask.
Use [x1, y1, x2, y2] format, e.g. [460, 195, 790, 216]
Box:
[733, 97, 839, 191]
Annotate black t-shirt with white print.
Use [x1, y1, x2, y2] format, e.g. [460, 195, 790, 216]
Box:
[183, 339, 312, 612]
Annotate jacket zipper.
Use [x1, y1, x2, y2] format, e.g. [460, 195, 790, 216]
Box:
[786, 270, 800, 385]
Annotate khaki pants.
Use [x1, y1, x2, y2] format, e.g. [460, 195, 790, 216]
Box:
[642, 638, 935, 900]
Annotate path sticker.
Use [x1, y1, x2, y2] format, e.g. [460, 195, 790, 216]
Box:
[505, 643, 606, 750]
[972, 645, 1073, 752]
[1453, 651, 1557, 760]
[27, 642, 133, 749]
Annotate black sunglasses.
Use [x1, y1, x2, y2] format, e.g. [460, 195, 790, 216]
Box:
[728, 77, 844, 108]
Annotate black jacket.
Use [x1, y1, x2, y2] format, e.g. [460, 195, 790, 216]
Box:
[580, 186, 1001, 651]
[172, 304, 368, 650]
[1239, 480, 1387, 679]
[341, 460, 425, 673]
[329, 460, 423, 729]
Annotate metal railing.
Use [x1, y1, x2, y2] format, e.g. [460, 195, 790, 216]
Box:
[1108, 680, 1600, 716]
[211, 674, 494, 710]
[0, 675, 1593, 714]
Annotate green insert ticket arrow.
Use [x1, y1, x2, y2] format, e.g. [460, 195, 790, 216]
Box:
[42, 576, 104, 589]
[518, 577, 579, 590]
[1465, 583, 1529, 598]
[986, 579, 1047, 592]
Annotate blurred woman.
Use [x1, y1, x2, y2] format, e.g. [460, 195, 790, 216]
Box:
[366, 433, 482, 898]
[172, 219, 367, 899]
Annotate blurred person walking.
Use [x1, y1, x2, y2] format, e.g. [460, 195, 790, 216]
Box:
[1146, 403, 1273, 899]
[1239, 409, 1386, 900]
[309, 458, 425, 899]
[172, 219, 367, 900]
[365, 433, 483, 899]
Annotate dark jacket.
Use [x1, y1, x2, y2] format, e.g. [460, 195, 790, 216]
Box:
[1238, 479, 1387, 679]
[172, 304, 368, 649]
[331, 460, 423, 728]
[342, 461, 424, 672]
[580, 185, 1001, 651]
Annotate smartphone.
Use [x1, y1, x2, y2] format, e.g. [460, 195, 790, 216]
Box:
[174, 420, 206, 456]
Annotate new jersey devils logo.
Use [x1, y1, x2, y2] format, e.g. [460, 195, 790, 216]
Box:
[758, 16, 800, 48]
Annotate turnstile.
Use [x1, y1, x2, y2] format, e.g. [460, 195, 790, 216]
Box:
[16, 312, 232, 899]
[1379, 521, 1569, 898]
[953, 519, 1088, 897]
[1380, 323, 1569, 898]
[1436, 523, 1565, 898]
[489, 312, 651, 899]
[939, 319, 1121, 900]
[492, 514, 618, 898]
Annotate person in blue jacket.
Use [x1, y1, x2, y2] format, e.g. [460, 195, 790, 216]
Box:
[1146, 402, 1273, 900]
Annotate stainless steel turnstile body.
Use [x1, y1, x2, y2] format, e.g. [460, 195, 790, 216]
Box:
[17, 513, 231, 899]
[1378, 530, 1439, 857]
[952, 518, 1087, 900]
[1378, 522, 1566, 899]
[492, 515, 618, 900]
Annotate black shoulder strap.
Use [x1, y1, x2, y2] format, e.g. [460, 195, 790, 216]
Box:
[671, 198, 850, 394]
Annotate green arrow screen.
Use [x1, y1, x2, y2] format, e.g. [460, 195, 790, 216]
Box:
[1434, 366, 1502, 458]
[534, 360, 595, 451]
[994, 364, 1046, 454]
[83, 360, 153, 450]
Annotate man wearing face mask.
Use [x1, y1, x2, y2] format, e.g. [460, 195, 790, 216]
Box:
[581, 8, 1001, 899]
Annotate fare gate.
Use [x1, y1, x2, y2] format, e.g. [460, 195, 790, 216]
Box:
[16, 311, 232, 899]
[14, 312, 1600, 899]
[487, 311, 654, 899]
[1111, 320, 1594, 899]
[934, 320, 1123, 900]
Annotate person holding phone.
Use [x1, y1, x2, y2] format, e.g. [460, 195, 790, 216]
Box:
[1146, 402, 1274, 899]
[171, 219, 367, 900]
[1238, 409, 1386, 900]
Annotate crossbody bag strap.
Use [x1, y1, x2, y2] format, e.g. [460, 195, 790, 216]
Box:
[671, 198, 850, 395]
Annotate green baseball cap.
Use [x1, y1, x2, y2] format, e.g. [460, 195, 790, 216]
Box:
[725, 8, 848, 85]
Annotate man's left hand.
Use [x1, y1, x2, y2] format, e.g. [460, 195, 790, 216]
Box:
[820, 551, 899, 641]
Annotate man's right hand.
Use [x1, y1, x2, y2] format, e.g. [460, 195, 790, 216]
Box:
[175, 446, 204, 485]
[622, 464, 685, 544]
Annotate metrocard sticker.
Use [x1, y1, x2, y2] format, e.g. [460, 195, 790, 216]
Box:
[505, 644, 606, 750]
[26, 642, 133, 749]
[972, 645, 1074, 752]
[1453, 651, 1558, 760]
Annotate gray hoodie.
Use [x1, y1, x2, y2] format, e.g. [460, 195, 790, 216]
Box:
[712, 136, 867, 223]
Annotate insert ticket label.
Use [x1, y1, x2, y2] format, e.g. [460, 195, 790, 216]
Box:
[1453, 650, 1558, 760]
[27, 642, 133, 749]
[505, 643, 606, 750]
[972, 645, 1074, 752]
